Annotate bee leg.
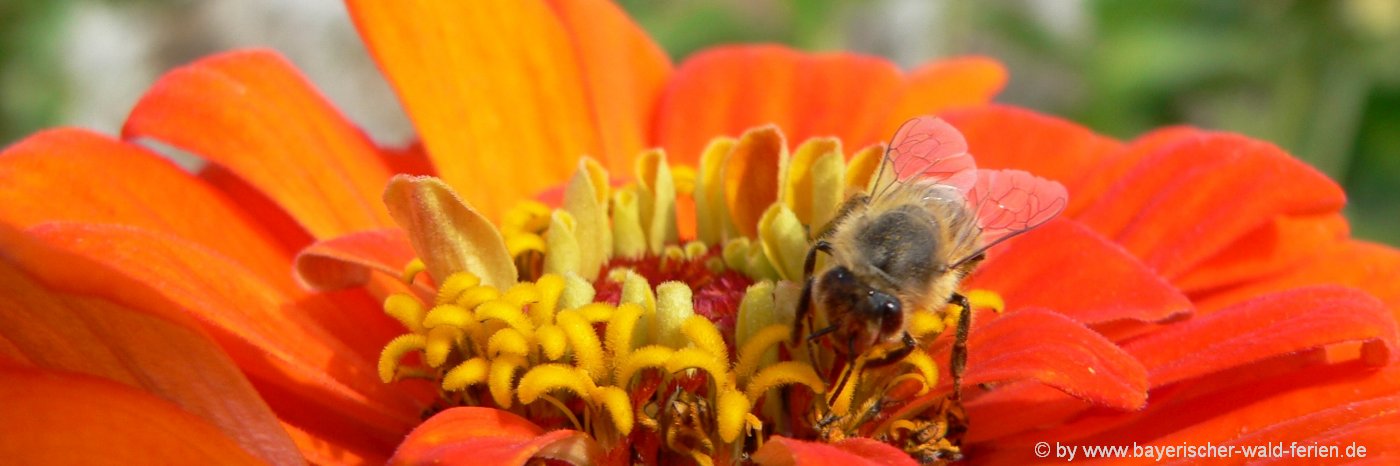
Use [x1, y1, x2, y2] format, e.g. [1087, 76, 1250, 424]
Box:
[793, 240, 833, 343]
[865, 332, 917, 368]
[948, 292, 973, 403]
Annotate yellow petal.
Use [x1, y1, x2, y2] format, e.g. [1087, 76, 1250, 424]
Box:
[543, 210, 581, 277]
[654, 281, 694, 349]
[610, 188, 647, 259]
[562, 158, 612, 280]
[845, 143, 885, 196]
[716, 389, 751, 443]
[383, 175, 517, 288]
[635, 149, 679, 254]
[757, 203, 807, 281]
[694, 137, 737, 244]
[782, 137, 843, 228]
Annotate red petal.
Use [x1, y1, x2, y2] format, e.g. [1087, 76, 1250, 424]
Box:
[966, 219, 1191, 327]
[977, 357, 1400, 461]
[0, 129, 294, 282]
[962, 308, 1148, 410]
[5, 223, 420, 451]
[390, 407, 603, 466]
[294, 228, 424, 292]
[0, 254, 300, 465]
[1127, 285, 1397, 387]
[654, 45, 906, 165]
[1064, 126, 1203, 217]
[123, 49, 395, 237]
[1172, 212, 1350, 295]
[944, 105, 1121, 191]
[752, 436, 917, 466]
[543, 0, 672, 168]
[0, 368, 267, 465]
[1197, 240, 1400, 316]
[1075, 133, 1346, 279]
[347, 0, 604, 220]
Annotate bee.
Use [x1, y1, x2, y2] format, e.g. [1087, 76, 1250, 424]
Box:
[794, 115, 1068, 403]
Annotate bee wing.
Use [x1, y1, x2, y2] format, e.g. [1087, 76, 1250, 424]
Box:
[870, 116, 977, 199]
[954, 169, 1068, 267]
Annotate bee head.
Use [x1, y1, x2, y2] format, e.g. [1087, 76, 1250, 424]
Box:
[815, 265, 906, 354]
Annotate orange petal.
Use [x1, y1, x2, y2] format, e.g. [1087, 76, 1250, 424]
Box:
[1075, 133, 1346, 280]
[544, 0, 672, 168]
[943, 105, 1121, 190]
[723, 126, 788, 238]
[655, 45, 905, 165]
[3, 223, 421, 451]
[884, 56, 1008, 135]
[966, 219, 1191, 327]
[0, 255, 300, 465]
[752, 436, 918, 466]
[0, 368, 267, 465]
[383, 175, 518, 287]
[0, 128, 294, 282]
[123, 49, 395, 238]
[1128, 285, 1397, 387]
[390, 407, 604, 465]
[347, 0, 603, 221]
[294, 228, 424, 292]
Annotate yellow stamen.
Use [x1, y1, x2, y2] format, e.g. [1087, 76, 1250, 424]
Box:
[557, 309, 606, 382]
[442, 357, 490, 391]
[735, 324, 791, 384]
[489, 355, 527, 408]
[435, 272, 483, 305]
[378, 334, 427, 384]
[682, 315, 728, 363]
[716, 389, 751, 443]
[745, 361, 826, 401]
[908, 311, 945, 339]
[575, 302, 614, 323]
[591, 385, 635, 435]
[615, 344, 675, 386]
[383, 293, 426, 333]
[421, 303, 473, 330]
[425, 326, 462, 367]
[502, 281, 541, 307]
[536, 324, 569, 361]
[487, 327, 531, 358]
[667, 347, 734, 391]
[475, 299, 534, 335]
[519, 363, 593, 404]
[455, 285, 501, 310]
[544, 210, 581, 277]
[611, 188, 647, 259]
[531, 273, 566, 325]
[606, 303, 644, 360]
[400, 258, 427, 285]
[966, 289, 1006, 313]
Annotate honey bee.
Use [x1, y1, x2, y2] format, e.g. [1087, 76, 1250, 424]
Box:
[795, 115, 1068, 402]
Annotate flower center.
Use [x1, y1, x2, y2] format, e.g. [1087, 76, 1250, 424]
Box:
[374, 132, 1006, 464]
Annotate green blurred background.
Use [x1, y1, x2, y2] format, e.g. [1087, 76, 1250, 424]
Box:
[3, 0, 1397, 244]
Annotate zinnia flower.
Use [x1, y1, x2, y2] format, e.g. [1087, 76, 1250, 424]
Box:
[0, 1, 1396, 465]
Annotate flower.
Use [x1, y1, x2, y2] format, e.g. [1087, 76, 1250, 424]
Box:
[0, 2, 1396, 466]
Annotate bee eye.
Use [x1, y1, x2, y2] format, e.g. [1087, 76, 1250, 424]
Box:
[868, 290, 901, 318]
